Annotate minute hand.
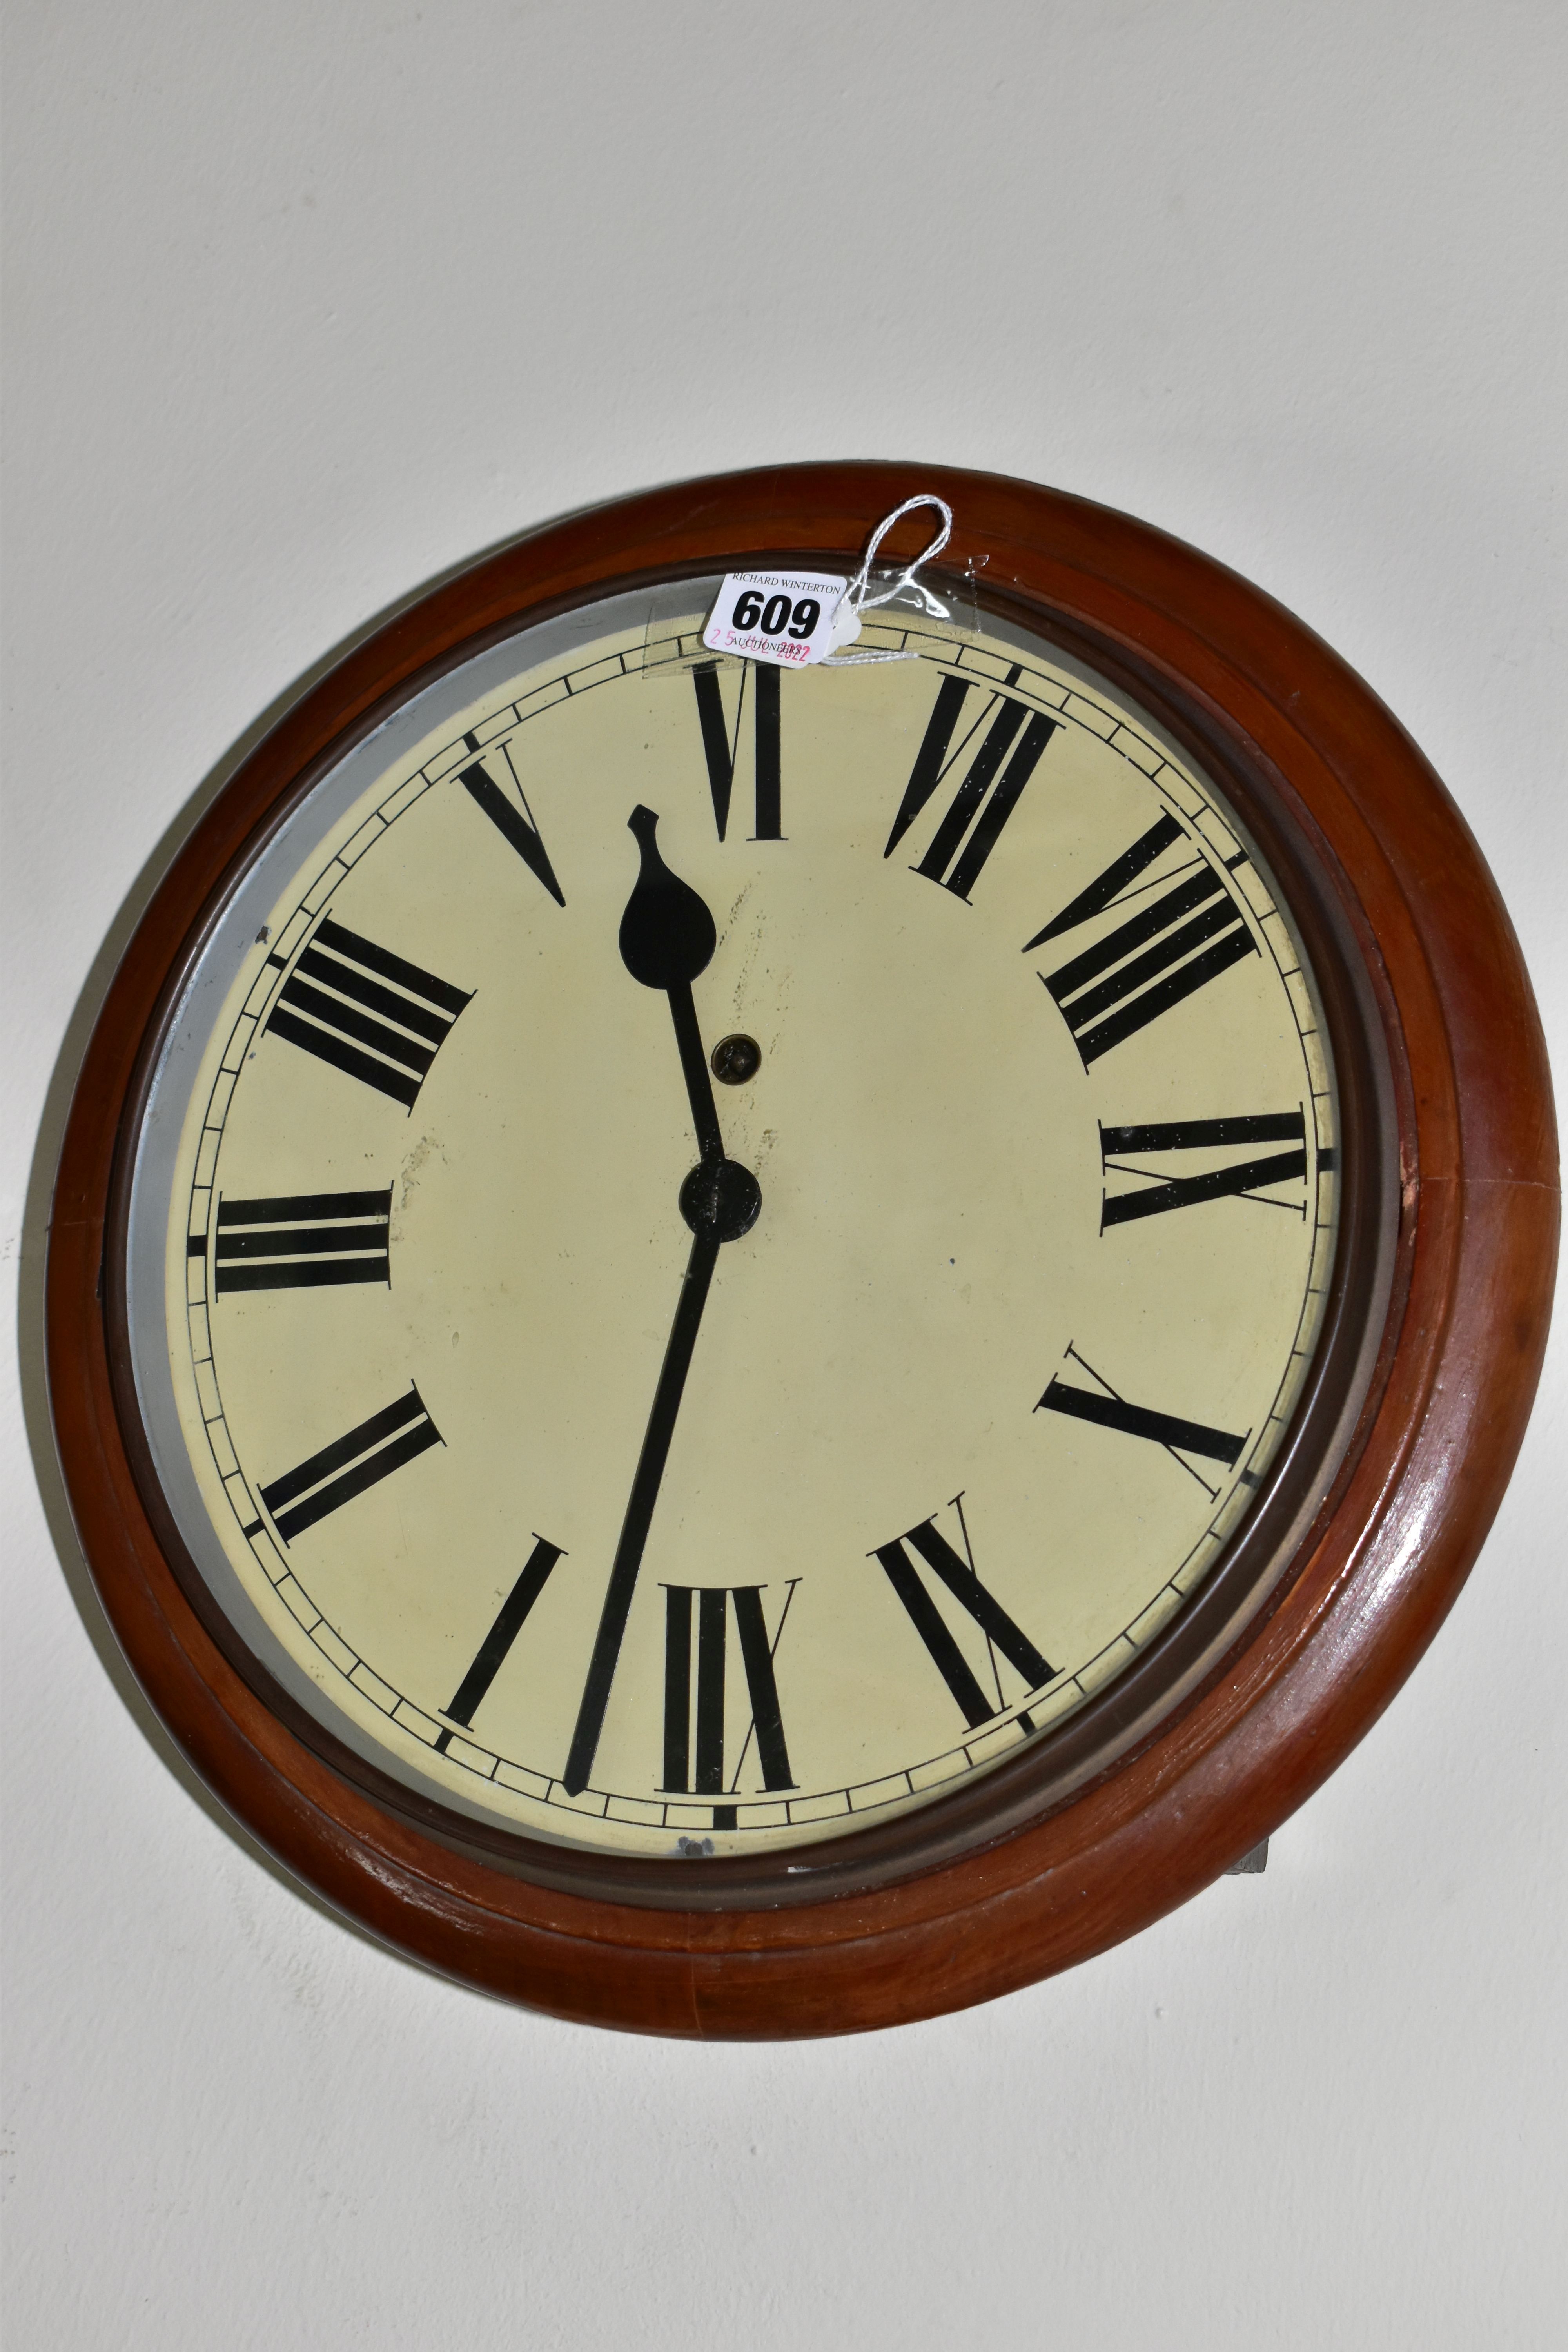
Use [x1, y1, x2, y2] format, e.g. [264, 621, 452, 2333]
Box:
[562, 808, 761, 1799]
[562, 1224, 720, 1797]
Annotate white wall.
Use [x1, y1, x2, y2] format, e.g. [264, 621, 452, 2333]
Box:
[4, 5, 1563, 2344]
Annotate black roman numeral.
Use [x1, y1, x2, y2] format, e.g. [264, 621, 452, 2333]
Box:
[265, 916, 472, 1110]
[1099, 1112, 1308, 1228]
[1025, 814, 1257, 1066]
[1037, 1347, 1246, 1501]
[433, 1535, 566, 1753]
[885, 668, 1058, 900]
[255, 1385, 442, 1543]
[211, 1189, 392, 1294]
[456, 731, 565, 905]
[693, 659, 782, 841]
[662, 1583, 797, 1818]
[872, 1504, 1052, 1731]
[1038, 1374, 1244, 1463]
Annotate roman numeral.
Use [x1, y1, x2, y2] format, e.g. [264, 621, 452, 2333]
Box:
[661, 1582, 798, 1817]
[1037, 1347, 1246, 1500]
[265, 916, 472, 1110]
[456, 730, 565, 905]
[255, 1386, 442, 1543]
[872, 1504, 1052, 1731]
[693, 659, 782, 841]
[885, 668, 1058, 900]
[1025, 814, 1257, 1066]
[211, 1189, 392, 1294]
[1038, 1375, 1244, 1463]
[433, 1535, 566, 1753]
[1099, 1112, 1308, 1228]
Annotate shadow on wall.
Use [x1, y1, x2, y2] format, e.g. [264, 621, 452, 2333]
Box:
[16, 496, 628, 1979]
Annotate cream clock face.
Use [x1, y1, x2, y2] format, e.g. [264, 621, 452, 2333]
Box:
[133, 587, 1338, 1860]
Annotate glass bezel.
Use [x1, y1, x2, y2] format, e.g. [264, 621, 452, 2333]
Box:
[108, 561, 1400, 1911]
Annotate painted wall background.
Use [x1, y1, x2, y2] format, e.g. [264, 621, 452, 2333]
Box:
[4, 4, 1563, 2344]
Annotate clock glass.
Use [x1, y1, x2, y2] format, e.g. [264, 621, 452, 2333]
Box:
[124, 582, 1339, 1861]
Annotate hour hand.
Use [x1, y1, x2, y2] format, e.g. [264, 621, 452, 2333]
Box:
[619, 806, 729, 1172]
[620, 805, 717, 991]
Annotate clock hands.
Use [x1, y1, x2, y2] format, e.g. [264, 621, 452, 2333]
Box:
[562, 809, 760, 1798]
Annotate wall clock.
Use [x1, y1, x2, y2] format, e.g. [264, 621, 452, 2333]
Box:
[47, 462, 1557, 2035]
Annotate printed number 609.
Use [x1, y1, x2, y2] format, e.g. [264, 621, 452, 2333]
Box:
[730, 589, 823, 639]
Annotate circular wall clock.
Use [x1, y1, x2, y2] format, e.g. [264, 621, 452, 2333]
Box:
[47, 463, 1556, 2035]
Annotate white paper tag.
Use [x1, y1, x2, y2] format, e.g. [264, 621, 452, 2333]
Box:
[702, 570, 849, 668]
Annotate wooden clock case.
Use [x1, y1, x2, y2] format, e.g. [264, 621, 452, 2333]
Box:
[45, 462, 1558, 2035]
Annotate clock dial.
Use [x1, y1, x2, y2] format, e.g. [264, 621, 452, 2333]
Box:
[136, 589, 1338, 1859]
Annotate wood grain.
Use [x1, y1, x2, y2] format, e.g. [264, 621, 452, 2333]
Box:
[46, 463, 1558, 2034]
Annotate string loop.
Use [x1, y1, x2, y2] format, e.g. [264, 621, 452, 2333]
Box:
[823, 493, 956, 665]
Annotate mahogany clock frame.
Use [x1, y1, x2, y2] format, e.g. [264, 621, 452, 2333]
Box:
[45, 463, 1558, 2036]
